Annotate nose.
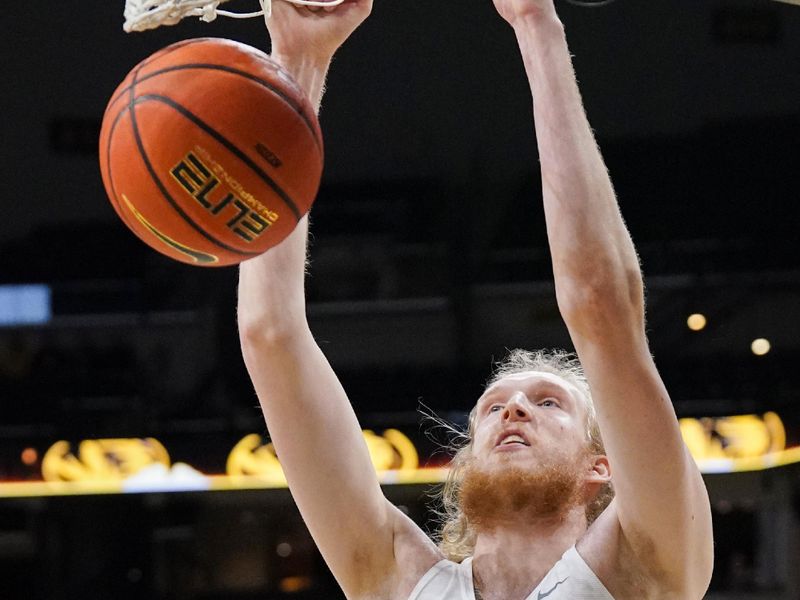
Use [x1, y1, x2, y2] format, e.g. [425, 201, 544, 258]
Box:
[503, 392, 532, 422]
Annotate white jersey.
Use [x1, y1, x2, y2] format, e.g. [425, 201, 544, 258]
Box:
[408, 545, 614, 600]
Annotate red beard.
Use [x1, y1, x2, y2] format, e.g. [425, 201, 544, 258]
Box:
[459, 451, 586, 530]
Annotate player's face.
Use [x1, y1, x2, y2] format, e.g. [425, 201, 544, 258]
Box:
[471, 371, 590, 469]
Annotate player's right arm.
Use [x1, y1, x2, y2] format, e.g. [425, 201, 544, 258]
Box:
[238, 2, 439, 598]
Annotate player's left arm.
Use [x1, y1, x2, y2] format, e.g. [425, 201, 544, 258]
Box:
[495, 1, 714, 596]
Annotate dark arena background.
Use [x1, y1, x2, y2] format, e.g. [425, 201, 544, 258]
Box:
[1, 0, 800, 598]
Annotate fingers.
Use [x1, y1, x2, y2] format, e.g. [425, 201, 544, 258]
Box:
[269, 0, 369, 16]
[266, 0, 372, 36]
[281, 0, 344, 13]
[271, 4, 331, 17]
[267, 0, 324, 21]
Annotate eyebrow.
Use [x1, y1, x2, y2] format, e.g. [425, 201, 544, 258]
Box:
[479, 380, 576, 411]
[533, 381, 575, 405]
[475, 389, 505, 414]
[475, 392, 495, 412]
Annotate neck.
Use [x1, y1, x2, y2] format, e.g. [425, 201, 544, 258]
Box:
[471, 504, 587, 600]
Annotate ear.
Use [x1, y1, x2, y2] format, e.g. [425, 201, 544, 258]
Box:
[585, 454, 611, 485]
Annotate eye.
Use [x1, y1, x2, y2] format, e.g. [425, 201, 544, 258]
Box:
[488, 404, 503, 413]
[539, 398, 559, 408]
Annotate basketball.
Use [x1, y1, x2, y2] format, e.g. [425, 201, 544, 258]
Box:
[98, 38, 323, 266]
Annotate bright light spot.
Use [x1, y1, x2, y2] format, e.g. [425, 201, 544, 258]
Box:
[279, 576, 312, 593]
[751, 338, 771, 356]
[276, 542, 292, 557]
[21, 448, 37, 465]
[687, 313, 707, 331]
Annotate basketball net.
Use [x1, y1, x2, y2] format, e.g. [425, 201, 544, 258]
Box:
[124, 0, 346, 32]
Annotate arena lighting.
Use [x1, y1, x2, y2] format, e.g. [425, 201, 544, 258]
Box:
[279, 576, 313, 593]
[0, 284, 51, 326]
[20, 448, 38, 466]
[687, 313, 707, 331]
[751, 338, 772, 356]
[4, 418, 800, 499]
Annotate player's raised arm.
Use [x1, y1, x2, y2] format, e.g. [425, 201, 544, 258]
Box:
[493, 0, 713, 596]
[238, 2, 439, 598]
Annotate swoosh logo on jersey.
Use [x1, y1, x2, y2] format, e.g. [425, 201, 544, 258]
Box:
[537, 577, 569, 600]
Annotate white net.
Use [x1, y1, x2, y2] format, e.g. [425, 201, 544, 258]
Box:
[124, 0, 346, 32]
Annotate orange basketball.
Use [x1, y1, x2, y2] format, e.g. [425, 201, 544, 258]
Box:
[99, 38, 323, 266]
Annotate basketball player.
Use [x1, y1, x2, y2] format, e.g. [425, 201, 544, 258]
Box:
[238, 0, 714, 598]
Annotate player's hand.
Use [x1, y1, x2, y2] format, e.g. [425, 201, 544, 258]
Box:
[267, 0, 372, 64]
[492, 0, 557, 27]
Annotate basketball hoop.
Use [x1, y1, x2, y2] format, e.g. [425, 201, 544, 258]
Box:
[123, 0, 346, 33]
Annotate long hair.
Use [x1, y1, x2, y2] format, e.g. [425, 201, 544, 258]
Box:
[433, 349, 615, 562]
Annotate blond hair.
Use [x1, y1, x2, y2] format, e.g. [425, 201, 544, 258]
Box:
[434, 349, 614, 562]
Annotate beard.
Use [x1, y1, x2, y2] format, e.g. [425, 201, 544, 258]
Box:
[459, 450, 586, 531]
